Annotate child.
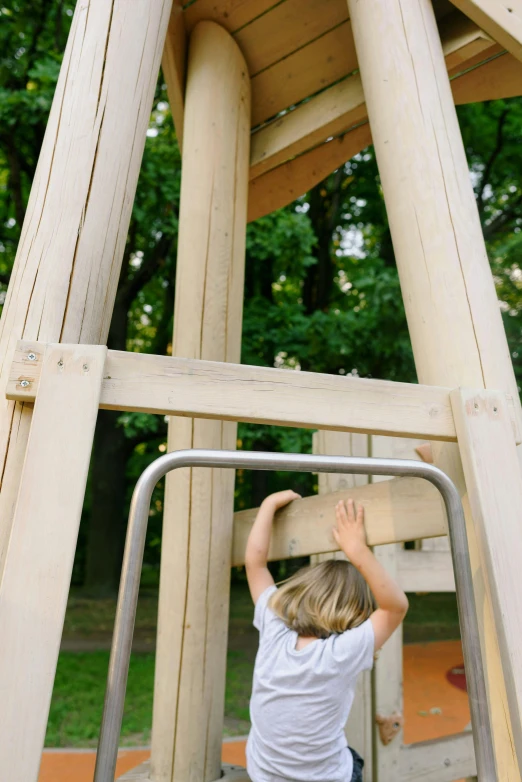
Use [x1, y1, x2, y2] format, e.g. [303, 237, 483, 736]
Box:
[245, 489, 409, 782]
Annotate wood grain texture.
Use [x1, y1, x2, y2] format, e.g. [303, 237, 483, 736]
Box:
[399, 732, 476, 781]
[8, 341, 470, 442]
[232, 477, 447, 566]
[0, 344, 106, 782]
[151, 21, 251, 782]
[451, 388, 522, 766]
[0, 0, 173, 579]
[162, 1, 186, 150]
[397, 550, 455, 592]
[449, 0, 522, 61]
[347, 0, 521, 774]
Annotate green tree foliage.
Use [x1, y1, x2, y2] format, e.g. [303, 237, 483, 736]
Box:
[1, 2, 521, 591]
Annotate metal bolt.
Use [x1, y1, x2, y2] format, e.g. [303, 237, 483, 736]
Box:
[83, 363, 89, 371]
[20, 380, 30, 388]
[493, 406, 498, 413]
[27, 353, 37, 361]
[474, 403, 479, 410]
[58, 359, 64, 368]
[444, 758, 451, 767]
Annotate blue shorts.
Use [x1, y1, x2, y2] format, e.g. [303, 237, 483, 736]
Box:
[349, 747, 364, 782]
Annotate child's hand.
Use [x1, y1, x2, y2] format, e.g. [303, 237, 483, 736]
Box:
[333, 499, 368, 559]
[264, 489, 301, 511]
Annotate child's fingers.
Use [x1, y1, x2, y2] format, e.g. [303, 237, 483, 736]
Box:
[332, 527, 340, 546]
[356, 503, 364, 522]
[347, 498, 356, 522]
[336, 500, 348, 524]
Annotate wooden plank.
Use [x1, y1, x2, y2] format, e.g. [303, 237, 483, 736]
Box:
[399, 732, 476, 781]
[151, 21, 251, 782]
[9, 341, 464, 442]
[373, 543, 403, 781]
[348, 0, 522, 770]
[248, 124, 372, 222]
[311, 431, 373, 780]
[251, 22, 358, 127]
[0, 344, 106, 782]
[236, 0, 349, 76]
[451, 388, 522, 765]
[118, 760, 251, 781]
[232, 477, 447, 566]
[451, 52, 522, 104]
[248, 13, 492, 180]
[184, 0, 278, 34]
[162, 1, 186, 151]
[397, 550, 455, 592]
[449, 0, 522, 62]
[249, 73, 366, 180]
[0, 0, 172, 582]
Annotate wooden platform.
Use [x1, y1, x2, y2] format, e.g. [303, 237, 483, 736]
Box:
[163, 0, 522, 220]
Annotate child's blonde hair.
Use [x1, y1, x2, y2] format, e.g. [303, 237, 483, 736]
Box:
[269, 559, 375, 639]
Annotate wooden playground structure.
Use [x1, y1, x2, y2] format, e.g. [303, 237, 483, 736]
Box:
[1, 0, 522, 780]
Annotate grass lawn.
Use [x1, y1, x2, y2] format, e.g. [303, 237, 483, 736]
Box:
[46, 582, 460, 747]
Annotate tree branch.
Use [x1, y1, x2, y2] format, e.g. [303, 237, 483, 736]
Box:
[483, 193, 522, 241]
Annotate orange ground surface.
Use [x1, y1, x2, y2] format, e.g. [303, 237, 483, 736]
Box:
[39, 640, 471, 782]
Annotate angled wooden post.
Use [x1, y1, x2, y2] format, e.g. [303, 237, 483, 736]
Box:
[151, 21, 251, 782]
[347, 0, 522, 776]
[0, 344, 106, 782]
[0, 0, 173, 578]
[451, 388, 522, 764]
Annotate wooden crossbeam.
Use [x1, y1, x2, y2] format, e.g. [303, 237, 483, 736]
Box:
[449, 0, 522, 62]
[231, 478, 446, 566]
[248, 16, 495, 182]
[8, 342, 521, 442]
[7, 340, 463, 441]
[399, 732, 476, 781]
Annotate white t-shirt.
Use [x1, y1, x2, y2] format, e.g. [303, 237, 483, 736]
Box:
[247, 585, 374, 782]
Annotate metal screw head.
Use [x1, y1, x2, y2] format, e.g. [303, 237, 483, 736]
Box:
[444, 758, 451, 767]
[27, 352, 37, 361]
[83, 363, 89, 371]
[20, 380, 30, 388]
[58, 359, 64, 368]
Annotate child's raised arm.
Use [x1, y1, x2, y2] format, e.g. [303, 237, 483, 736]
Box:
[334, 499, 409, 651]
[245, 489, 301, 604]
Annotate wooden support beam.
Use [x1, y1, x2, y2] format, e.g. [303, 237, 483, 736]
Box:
[397, 550, 455, 592]
[451, 388, 522, 766]
[399, 732, 476, 781]
[0, 344, 106, 782]
[347, 0, 522, 773]
[248, 15, 494, 183]
[8, 340, 504, 443]
[0, 0, 173, 580]
[449, 0, 522, 62]
[232, 477, 446, 566]
[162, 1, 186, 151]
[151, 22, 251, 782]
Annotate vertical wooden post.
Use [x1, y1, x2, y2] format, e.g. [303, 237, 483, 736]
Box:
[0, 344, 106, 782]
[312, 431, 373, 780]
[151, 21, 250, 782]
[347, 0, 521, 776]
[0, 0, 173, 576]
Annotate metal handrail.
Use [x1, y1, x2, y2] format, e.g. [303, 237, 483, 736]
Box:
[94, 449, 496, 782]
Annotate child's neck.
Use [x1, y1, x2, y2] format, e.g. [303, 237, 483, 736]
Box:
[295, 635, 318, 651]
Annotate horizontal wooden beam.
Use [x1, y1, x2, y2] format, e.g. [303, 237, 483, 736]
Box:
[8, 341, 463, 441]
[397, 550, 455, 592]
[449, 0, 522, 63]
[248, 15, 495, 182]
[399, 732, 476, 782]
[231, 478, 447, 566]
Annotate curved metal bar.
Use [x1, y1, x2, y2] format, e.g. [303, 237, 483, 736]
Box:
[94, 449, 496, 782]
